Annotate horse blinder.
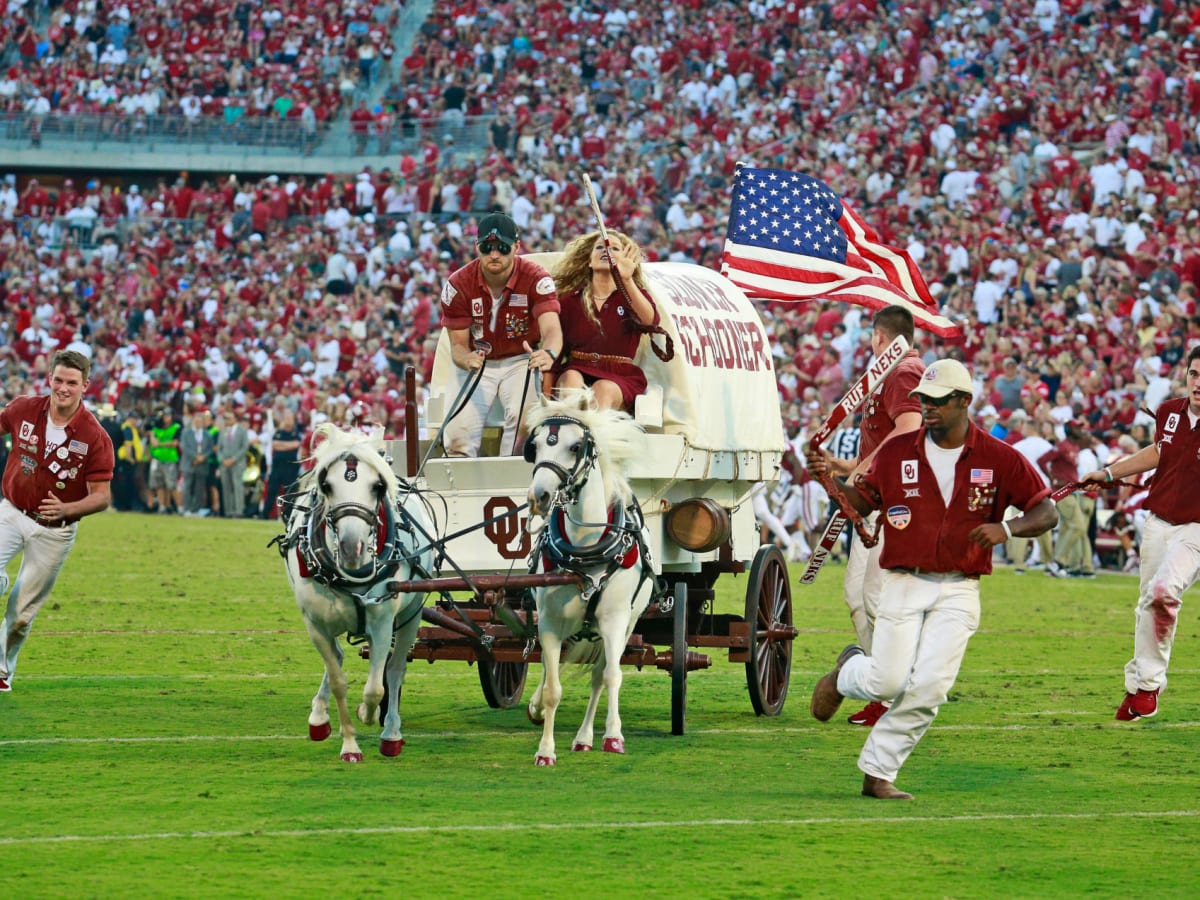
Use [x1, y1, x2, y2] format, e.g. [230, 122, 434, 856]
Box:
[525, 419, 588, 465]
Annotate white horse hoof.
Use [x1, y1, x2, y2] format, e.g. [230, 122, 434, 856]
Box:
[380, 739, 405, 758]
[534, 755, 556, 766]
[602, 737, 625, 754]
[571, 742, 592, 753]
[309, 722, 332, 742]
[341, 751, 364, 763]
[527, 706, 545, 726]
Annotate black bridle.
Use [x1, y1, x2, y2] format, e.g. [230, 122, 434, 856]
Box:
[274, 450, 414, 592]
[527, 416, 599, 508]
[314, 454, 391, 583]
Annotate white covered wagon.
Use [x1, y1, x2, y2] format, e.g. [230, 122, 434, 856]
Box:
[386, 258, 796, 732]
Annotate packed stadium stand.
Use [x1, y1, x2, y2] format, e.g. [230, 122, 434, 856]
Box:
[0, 0, 1196, 552]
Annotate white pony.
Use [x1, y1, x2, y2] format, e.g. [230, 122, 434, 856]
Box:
[275, 423, 433, 762]
[524, 389, 656, 766]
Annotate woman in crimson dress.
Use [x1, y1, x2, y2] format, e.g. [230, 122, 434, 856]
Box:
[551, 229, 659, 411]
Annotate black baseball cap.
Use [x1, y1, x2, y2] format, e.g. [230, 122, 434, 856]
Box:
[476, 213, 519, 243]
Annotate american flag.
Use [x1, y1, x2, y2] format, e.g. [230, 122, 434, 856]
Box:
[721, 166, 960, 338]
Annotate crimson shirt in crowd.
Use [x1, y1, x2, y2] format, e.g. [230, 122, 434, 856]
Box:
[1037, 437, 1080, 488]
[857, 423, 1050, 577]
[0, 395, 115, 521]
[440, 255, 559, 359]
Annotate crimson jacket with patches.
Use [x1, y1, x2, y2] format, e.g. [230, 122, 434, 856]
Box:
[440, 255, 560, 359]
[856, 422, 1050, 576]
[0, 395, 115, 520]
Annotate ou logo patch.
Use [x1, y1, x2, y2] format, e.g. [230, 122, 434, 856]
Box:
[19, 421, 34, 441]
[1165, 413, 1180, 435]
[901, 459, 919, 483]
[483, 496, 530, 560]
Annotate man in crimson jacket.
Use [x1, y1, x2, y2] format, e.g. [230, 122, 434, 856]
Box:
[0, 350, 115, 692]
[806, 359, 1057, 800]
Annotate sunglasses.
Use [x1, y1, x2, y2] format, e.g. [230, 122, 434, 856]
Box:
[477, 240, 513, 256]
[918, 392, 964, 407]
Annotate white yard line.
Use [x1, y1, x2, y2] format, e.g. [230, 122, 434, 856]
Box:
[0, 809, 1194, 847]
[1, 719, 1196, 748]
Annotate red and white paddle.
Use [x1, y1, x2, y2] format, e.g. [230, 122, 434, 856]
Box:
[798, 335, 910, 585]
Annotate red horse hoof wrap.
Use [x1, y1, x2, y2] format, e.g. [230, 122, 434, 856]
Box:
[571, 742, 592, 752]
[309, 722, 332, 742]
[379, 739, 406, 757]
[341, 752, 364, 763]
[535, 755, 556, 766]
[602, 737, 625, 754]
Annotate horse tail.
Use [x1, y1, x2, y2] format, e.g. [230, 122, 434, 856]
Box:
[562, 639, 605, 668]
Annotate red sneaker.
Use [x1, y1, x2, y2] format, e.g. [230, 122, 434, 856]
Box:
[847, 700, 888, 726]
[1129, 689, 1158, 719]
[1116, 689, 1158, 721]
[1115, 692, 1136, 721]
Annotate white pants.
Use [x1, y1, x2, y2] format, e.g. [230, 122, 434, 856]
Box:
[1125, 514, 1200, 694]
[844, 512, 884, 653]
[0, 499, 78, 680]
[443, 355, 537, 457]
[839, 570, 980, 782]
[780, 481, 828, 533]
[752, 486, 792, 546]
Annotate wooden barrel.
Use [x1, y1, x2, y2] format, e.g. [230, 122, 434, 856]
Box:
[665, 498, 732, 553]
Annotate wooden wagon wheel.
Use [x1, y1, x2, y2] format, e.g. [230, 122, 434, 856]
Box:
[478, 657, 529, 709]
[670, 581, 688, 736]
[744, 544, 793, 716]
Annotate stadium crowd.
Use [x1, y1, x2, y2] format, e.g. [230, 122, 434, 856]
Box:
[0, 0, 401, 137]
[0, 0, 1198, 562]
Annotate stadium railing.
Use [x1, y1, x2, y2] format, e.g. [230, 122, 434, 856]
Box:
[0, 110, 495, 169]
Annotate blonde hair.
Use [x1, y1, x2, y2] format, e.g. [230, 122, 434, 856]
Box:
[553, 230, 649, 329]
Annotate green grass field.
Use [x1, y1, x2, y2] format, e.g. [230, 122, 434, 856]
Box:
[0, 511, 1196, 898]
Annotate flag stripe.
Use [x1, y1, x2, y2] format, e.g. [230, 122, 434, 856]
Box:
[722, 241, 960, 337]
[839, 205, 934, 305]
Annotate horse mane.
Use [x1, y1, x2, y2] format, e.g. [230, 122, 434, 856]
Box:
[525, 388, 643, 507]
[297, 423, 399, 497]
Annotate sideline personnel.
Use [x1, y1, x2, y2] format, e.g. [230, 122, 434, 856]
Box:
[1079, 344, 1200, 721]
[807, 305, 925, 727]
[0, 350, 115, 692]
[439, 212, 562, 456]
[806, 359, 1057, 799]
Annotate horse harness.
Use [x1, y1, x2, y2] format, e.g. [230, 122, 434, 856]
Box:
[526, 416, 659, 639]
[270, 455, 429, 641]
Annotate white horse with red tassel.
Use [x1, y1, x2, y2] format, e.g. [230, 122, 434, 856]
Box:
[275, 423, 433, 762]
[524, 390, 656, 765]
